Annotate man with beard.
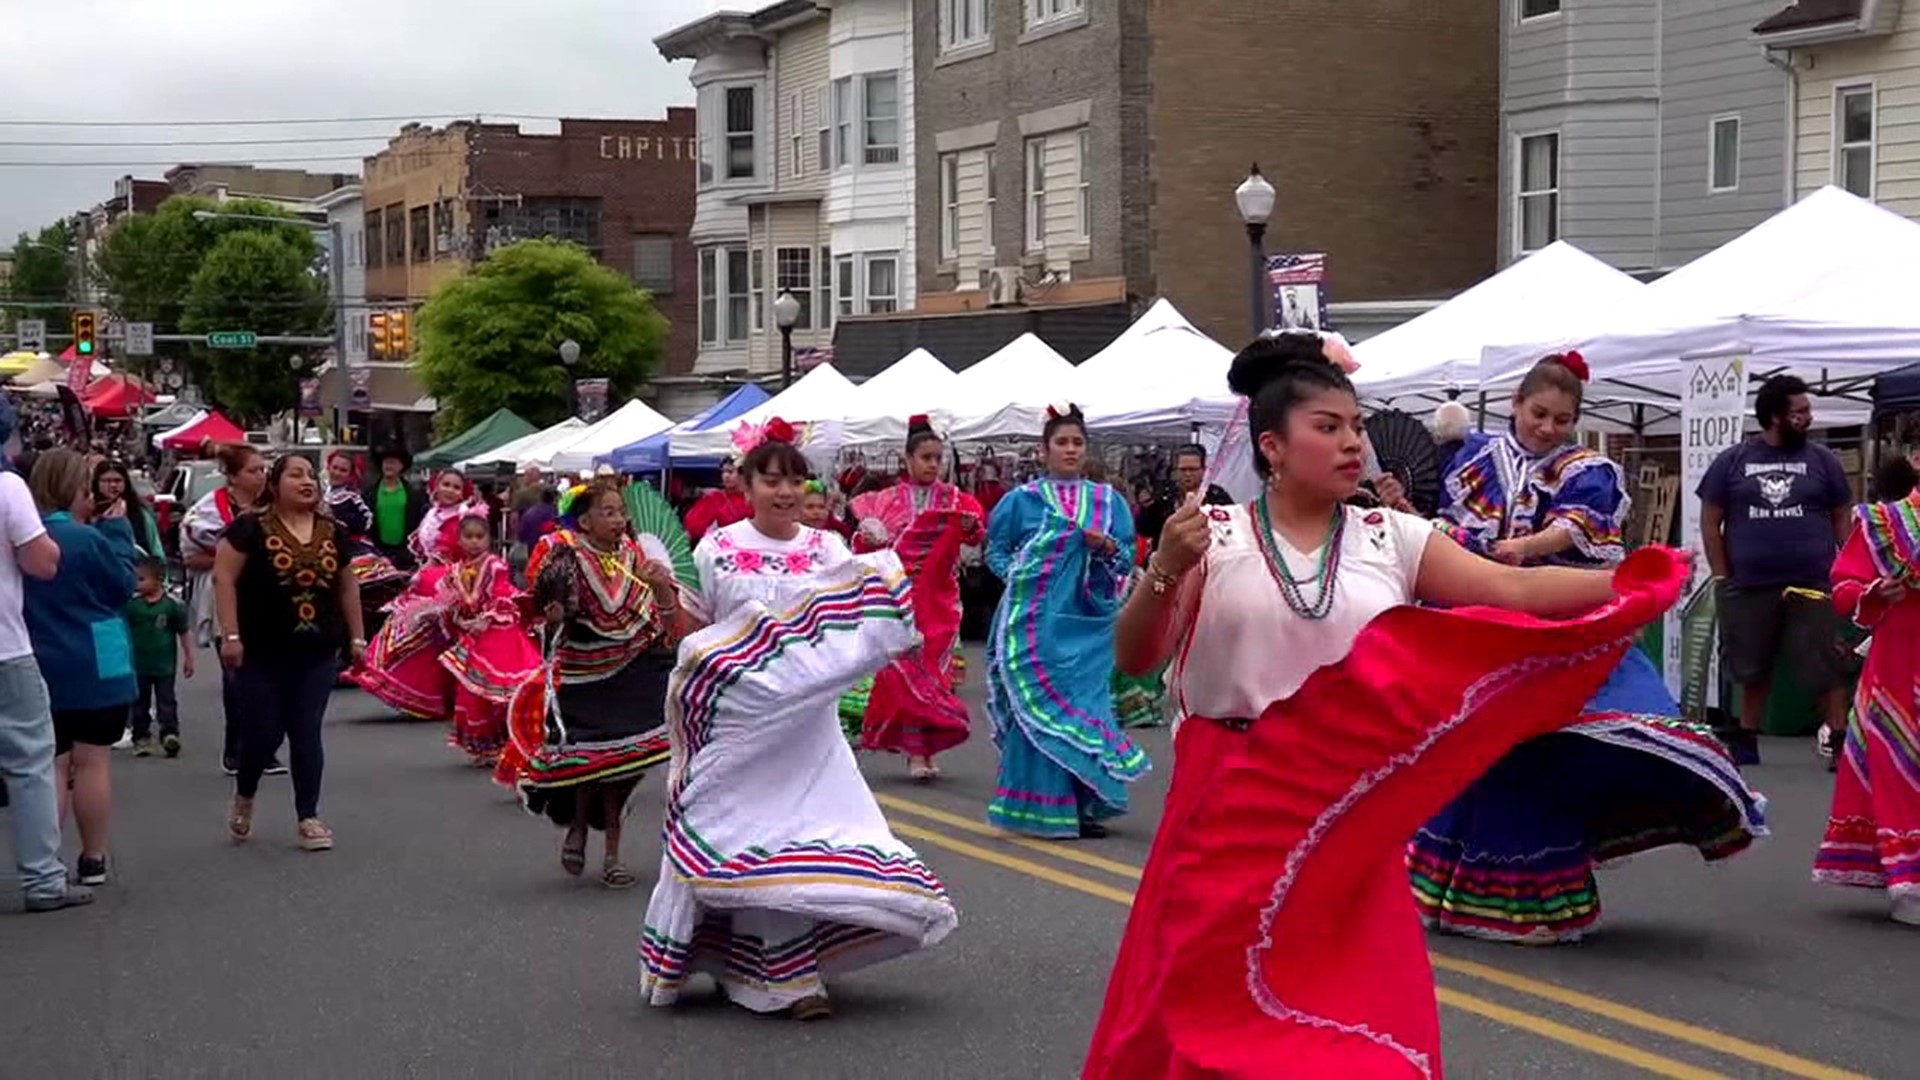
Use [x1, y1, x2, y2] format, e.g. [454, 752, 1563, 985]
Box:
[1699, 374, 1854, 764]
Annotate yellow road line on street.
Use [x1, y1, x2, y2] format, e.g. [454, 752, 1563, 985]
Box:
[889, 822, 1137, 905]
[889, 797, 1869, 1080]
[1429, 956, 1872, 1080]
[878, 793, 1145, 880]
[1434, 989, 1729, 1080]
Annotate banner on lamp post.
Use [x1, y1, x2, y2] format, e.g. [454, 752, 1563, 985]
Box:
[349, 368, 371, 409]
[574, 378, 610, 423]
[1664, 355, 1748, 703]
[1265, 253, 1330, 334]
[298, 378, 323, 417]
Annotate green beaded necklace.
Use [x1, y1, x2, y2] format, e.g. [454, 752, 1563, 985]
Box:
[1253, 496, 1346, 620]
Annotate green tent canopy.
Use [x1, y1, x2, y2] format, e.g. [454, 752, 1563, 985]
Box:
[416, 409, 539, 469]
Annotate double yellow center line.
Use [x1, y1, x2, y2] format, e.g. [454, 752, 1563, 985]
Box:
[877, 792, 1869, 1080]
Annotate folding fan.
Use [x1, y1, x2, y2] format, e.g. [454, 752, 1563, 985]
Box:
[1362, 408, 1443, 517]
[623, 480, 698, 585]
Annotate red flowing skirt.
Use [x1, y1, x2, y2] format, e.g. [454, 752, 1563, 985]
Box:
[1082, 548, 1687, 1080]
[861, 509, 974, 758]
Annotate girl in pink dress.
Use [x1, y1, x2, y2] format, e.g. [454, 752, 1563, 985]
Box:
[410, 469, 489, 566]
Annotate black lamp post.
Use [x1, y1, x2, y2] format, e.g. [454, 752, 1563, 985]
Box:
[1235, 163, 1276, 340]
[773, 291, 801, 389]
[558, 338, 581, 419]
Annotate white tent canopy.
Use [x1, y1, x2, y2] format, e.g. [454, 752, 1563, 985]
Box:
[1078, 299, 1235, 437]
[547, 399, 674, 474]
[942, 333, 1079, 442]
[1351, 241, 1646, 401]
[839, 348, 962, 448]
[671, 363, 858, 460]
[459, 417, 588, 471]
[1482, 187, 1920, 398]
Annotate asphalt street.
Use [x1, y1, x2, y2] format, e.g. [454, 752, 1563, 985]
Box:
[0, 645, 1910, 1079]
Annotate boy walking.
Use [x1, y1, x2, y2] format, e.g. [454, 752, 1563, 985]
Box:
[126, 558, 193, 757]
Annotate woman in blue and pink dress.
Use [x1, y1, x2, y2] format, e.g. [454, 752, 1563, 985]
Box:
[983, 404, 1147, 839]
[1409, 352, 1767, 943]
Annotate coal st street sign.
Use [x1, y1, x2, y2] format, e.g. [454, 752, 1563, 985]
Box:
[205, 331, 258, 349]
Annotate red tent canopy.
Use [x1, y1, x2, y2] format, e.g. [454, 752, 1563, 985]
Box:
[81, 374, 156, 419]
[159, 411, 245, 451]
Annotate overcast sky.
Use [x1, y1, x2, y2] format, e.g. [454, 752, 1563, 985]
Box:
[1, 0, 733, 242]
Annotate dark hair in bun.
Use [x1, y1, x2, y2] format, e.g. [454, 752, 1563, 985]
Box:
[905, 413, 941, 455]
[1227, 332, 1355, 478]
[1042, 403, 1086, 444]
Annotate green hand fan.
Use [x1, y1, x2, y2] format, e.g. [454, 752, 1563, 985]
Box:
[624, 481, 698, 586]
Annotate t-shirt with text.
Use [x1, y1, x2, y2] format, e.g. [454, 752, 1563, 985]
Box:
[1697, 436, 1851, 589]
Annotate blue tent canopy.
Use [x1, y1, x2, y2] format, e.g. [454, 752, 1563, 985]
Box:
[602, 383, 772, 473]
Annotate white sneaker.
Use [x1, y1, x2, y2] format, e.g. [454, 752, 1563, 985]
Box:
[1891, 893, 1920, 926]
[112, 728, 134, 751]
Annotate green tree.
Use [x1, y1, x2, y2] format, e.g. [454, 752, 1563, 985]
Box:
[178, 229, 329, 425]
[93, 195, 325, 403]
[415, 239, 668, 433]
[5, 220, 75, 332]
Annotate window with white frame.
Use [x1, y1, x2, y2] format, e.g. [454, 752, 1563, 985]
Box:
[1026, 0, 1083, 29]
[940, 0, 991, 52]
[864, 74, 900, 165]
[750, 247, 765, 334]
[817, 86, 832, 172]
[726, 248, 750, 340]
[1519, 0, 1560, 19]
[1025, 137, 1047, 252]
[776, 247, 814, 331]
[725, 86, 757, 181]
[866, 255, 899, 314]
[836, 255, 856, 317]
[1076, 128, 1091, 242]
[1709, 116, 1740, 193]
[696, 97, 714, 187]
[832, 78, 853, 168]
[818, 245, 833, 328]
[1837, 84, 1875, 199]
[940, 153, 961, 260]
[1516, 132, 1560, 253]
[984, 147, 998, 257]
[789, 94, 804, 179]
[698, 248, 719, 344]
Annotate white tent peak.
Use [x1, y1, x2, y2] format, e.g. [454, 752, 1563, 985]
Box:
[1352, 240, 1643, 398]
[940, 334, 1078, 442]
[1651, 185, 1920, 301]
[548, 398, 675, 473]
[851, 348, 954, 399]
[460, 417, 587, 470]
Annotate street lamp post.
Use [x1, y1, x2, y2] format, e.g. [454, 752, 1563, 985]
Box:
[192, 209, 348, 435]
[558, 338, 581, 420]
[772, 291, 802, 389]
[1234, 163, 1277, 340]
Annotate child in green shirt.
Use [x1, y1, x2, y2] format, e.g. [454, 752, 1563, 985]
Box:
[126, 557, 194, 758]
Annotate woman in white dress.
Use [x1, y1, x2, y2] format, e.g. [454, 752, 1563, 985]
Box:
[639, 423, 958, 1021]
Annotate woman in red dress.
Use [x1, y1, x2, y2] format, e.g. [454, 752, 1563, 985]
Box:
[845, 417, 985, 781]
[683, 457, 750, 544]
[1816, 466, 1920, 926]
[1082, 332, 1688, 1079]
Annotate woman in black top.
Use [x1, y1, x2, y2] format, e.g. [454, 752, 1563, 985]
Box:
[213, 456, 367, 852]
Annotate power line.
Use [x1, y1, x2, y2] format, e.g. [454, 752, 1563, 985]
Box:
[0, 148, 474, 168]
[0, 112, 563, 129]
[0, 134, 401, 148]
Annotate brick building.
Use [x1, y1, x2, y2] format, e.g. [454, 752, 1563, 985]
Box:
[360, 112, 699, 381]
[897, 0, 1501, 364]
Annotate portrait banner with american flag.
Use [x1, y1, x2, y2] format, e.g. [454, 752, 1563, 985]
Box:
[1265, 252, 1331, 335]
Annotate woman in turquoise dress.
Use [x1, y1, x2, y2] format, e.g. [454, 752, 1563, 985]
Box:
[984, 404, 1149, 839]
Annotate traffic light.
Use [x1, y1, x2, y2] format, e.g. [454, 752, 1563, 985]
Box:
[369, 311, 390, 359]
[389, 310, 410, 356]
[72, 311, 96, 357]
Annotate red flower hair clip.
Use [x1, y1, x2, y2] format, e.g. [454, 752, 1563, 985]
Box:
[763, 417, 797, 444]
[908, 413, 930, 427]
[1556, 350, 1590, 382]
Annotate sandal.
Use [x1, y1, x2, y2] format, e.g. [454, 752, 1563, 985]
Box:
[560, 835, 587, 877]
[602, 861, 637, 890]
[297, 818, 335, 852]
[908, 761, 933, 782]
[790, 993, 833, 1021]
[227, 796, 253, 843]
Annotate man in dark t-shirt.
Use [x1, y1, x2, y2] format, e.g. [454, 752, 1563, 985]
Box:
[1138, 445, 1234, 549]
[1698, 374, 1854, 764]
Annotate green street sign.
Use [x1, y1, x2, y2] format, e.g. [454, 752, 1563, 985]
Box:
[206, 331, 258, 349]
